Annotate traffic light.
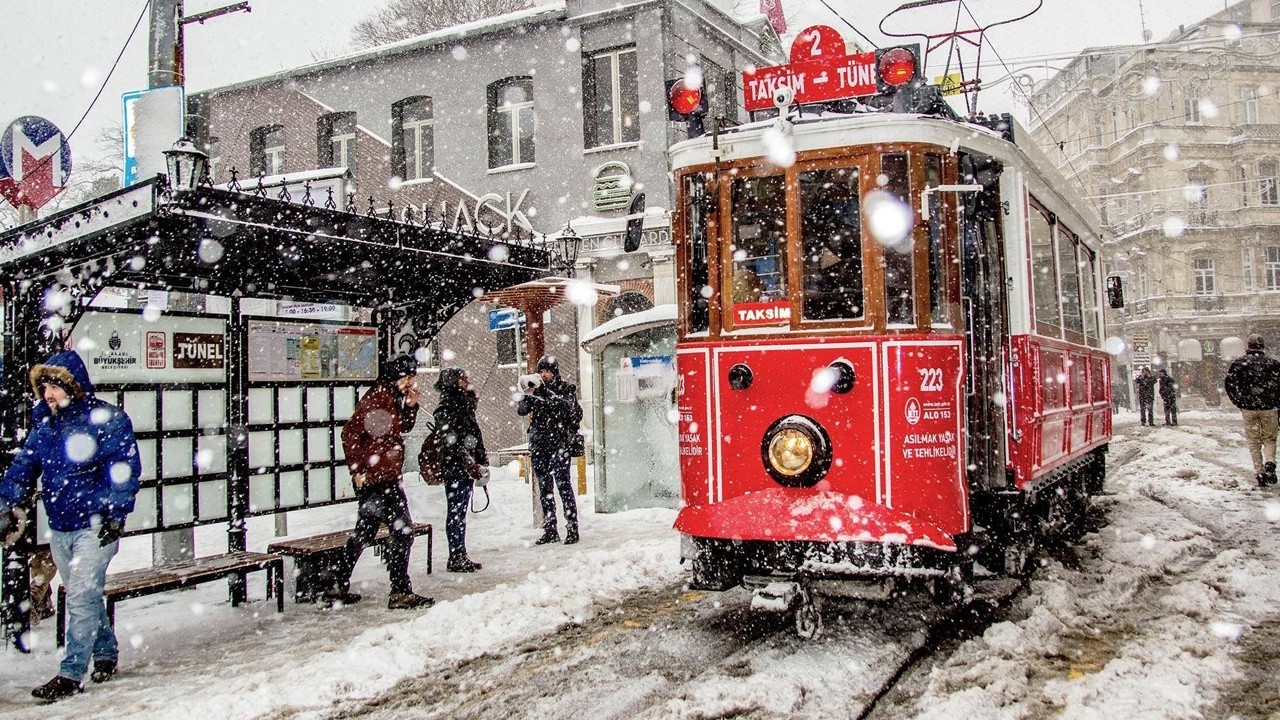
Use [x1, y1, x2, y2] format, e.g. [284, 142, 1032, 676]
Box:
[666, 77, 708, 138]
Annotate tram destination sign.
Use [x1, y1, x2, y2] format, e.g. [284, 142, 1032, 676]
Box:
[742, 24, 887, 112]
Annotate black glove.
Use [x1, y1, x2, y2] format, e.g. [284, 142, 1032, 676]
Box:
[98, 519, 125, 546]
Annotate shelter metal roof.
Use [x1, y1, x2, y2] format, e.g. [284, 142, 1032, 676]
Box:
[0, 178, 551, 317]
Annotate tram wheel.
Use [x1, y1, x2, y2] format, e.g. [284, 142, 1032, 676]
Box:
[930, 561, 974, 605]
[794, 587, 823, 640]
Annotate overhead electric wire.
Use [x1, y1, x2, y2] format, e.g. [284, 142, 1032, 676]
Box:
[812, 0, 879, 49]
[19, 0, 151, 187]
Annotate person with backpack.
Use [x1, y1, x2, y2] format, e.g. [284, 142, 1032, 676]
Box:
[517, 355, 582, 545]
[1225, 334, 1280, 487]
[432, 367, 488, 572]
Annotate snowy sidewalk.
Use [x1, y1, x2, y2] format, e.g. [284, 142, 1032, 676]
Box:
[0, 465, 681, 720]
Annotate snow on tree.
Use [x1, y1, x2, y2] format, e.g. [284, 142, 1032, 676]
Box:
[351, 0, 537, 49]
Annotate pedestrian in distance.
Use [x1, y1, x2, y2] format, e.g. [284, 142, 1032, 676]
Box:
[1157, 369, 1178, 426]
[433, 367, 488, 573]
[517, 355, 582, 545]
[331, 354, 435, 610]
[1135, 367, 1157, 426]
[1224, 334, 1280, 487]
[0, 351, 141, 702]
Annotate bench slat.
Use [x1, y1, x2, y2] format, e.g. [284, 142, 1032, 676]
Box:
[267, 523, 431, 557]
[104, 552, 282, 596]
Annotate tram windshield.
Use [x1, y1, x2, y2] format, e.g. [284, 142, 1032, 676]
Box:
[800, 167, 863, 321]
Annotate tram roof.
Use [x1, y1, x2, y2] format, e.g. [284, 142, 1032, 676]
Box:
[0, 177, 550, 315]
[668, 110, 1102, 245]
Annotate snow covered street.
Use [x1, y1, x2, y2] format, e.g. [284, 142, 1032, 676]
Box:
[3, 409, 1279, 719]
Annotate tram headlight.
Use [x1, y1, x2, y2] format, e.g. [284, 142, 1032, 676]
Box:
[760, 415, 832, 488]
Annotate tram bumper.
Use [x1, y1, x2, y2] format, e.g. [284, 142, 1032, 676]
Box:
[674, 487, 957, 551]
[676, 488, 960, 590]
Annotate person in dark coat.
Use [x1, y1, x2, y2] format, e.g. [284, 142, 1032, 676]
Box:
[1135, 367, 1157, 426]
[516, 355, 581, 545]
[1224, 334, 1280, 486]
[332, 354, 434, 609]
[1157, 369, 1178, 426]
[0, 351, 141, 702]
[433, 367, 488, 573]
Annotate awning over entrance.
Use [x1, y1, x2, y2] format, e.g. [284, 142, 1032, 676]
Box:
[478, 277, 620, 371]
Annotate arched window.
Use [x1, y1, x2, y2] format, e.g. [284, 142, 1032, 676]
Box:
[603, 291, 653, 320]
[249, 125, 285, 176]
[393, 96, 433, 180]
[318, 112, 357, 172]
[487, 77, 534, 169]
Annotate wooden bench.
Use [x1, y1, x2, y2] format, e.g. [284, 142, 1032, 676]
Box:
[56, 551, 284, 647]
[267, 522, 432, 603]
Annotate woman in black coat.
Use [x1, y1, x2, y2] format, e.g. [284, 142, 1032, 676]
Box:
[433, 367, 488, 572]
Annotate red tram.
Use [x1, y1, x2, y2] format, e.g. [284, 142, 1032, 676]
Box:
[668, 27, 1112, 634]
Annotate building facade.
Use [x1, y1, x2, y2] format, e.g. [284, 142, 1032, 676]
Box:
[1028, 0, 1280, 407]
[192, 0, 780, 451]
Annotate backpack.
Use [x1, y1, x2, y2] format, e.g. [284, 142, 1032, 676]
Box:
[417, 421, 443, 486]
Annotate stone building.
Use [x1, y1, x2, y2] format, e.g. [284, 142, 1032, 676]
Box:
[1028, 0, 1280, 407]
[192, 0, 780, 450]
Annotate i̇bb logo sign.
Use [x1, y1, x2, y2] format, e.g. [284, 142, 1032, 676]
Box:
[0, 116, 72, 211]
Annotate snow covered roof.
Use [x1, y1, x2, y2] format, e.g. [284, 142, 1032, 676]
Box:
[581, 303, 677, 353]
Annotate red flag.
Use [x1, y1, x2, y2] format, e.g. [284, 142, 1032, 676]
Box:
[760, 0, 787, 35]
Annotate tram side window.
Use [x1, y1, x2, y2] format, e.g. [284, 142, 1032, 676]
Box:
[685, 174, 711, 333]
[1080, 247, 1101, 346]
[881, 154, 916, 326]
[800, 167, 863, 321]
[729, 176, 788, 306]
[925, 154, 948, 325]
[1058, 227, 1085, 340]
[1029, 204, 1061, 336]
[1041, 347, 1066, 410]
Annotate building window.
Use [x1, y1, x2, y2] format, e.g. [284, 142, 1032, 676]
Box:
[1194, 258, 1215, 295]
[206, 136, 221, 183]
[393, 96, 433, 181]
[1240, 86, 1259, 124]
[1241, 166, 1251, 208]
[1262, 160, 1279, 206]
[1267, 246, 1280, 290]
[318, 112, 357, 173]
[249, 125, 285, 176]
[488, 77, 534, 169]
[583, 46, 639, 148]
[1244, 246, 1255, 290]
[496, 324, 523, 367]
[1184, 93, 1202, 124]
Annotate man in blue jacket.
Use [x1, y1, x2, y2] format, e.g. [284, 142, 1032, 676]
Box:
[0, 351, 141, 702]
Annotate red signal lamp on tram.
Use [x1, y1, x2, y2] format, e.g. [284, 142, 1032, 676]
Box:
[875, 46, 920, 94]
[666, 77, 709, 138]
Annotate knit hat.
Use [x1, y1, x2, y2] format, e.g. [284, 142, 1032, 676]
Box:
[1248, 333, 1265, 351]
[379, 354, 418, 383]
[434, 367, 466, 392]
[536, 355, 560, 375]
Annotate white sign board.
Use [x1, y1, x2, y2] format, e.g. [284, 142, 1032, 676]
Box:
[70, 311, 227, 384]
[123, 86, 185, 187]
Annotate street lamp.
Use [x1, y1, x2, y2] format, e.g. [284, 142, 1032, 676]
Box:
[163, 137, 208, 193]
[555, 222, 580, 275]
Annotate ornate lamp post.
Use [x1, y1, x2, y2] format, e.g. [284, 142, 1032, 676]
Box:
[555, 222, 581, 275]
[163, 137, 208, 193]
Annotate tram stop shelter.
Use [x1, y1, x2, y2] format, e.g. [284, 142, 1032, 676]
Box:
[0, 175, 549, 648]
[580, 304, 679, 513]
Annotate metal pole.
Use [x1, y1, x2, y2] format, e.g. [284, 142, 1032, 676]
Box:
[148, 0, 183, 89]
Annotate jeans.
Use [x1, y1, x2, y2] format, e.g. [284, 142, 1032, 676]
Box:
[1139, 398, 1155, 425]
[335, 483, 414, 595]
[443, 472, 473, 559]
[49, 527, 118, 681]
[532, 450, 577, 534]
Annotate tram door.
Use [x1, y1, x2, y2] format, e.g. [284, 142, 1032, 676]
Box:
[959, 154, 1009, 491]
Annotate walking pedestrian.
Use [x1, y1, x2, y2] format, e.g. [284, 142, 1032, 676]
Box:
[1135, 367, 1157, 426]
[0, 351, 141, 702]
[1224, 334, 1280, 487]
[1158, 369, 1178, 426]
[330, 354, 434, 609]
[517, 356, 582, 545]
[433, 367, 488, 573]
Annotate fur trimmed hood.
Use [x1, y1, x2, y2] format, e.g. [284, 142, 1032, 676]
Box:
[29, 351, 94, 404]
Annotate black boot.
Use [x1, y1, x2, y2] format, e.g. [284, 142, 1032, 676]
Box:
[32, 676, 82, 702]
[387, 592, 435, 610]
[564, 529, 579, 545]
[91, 658, 117, 683]
[321, 587, 363, 607]
[535, 529, 560, 545]
[1266, 462, 1278, 485]
[447, 555, 482, 572]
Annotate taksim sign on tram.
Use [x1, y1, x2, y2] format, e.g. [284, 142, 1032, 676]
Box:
[742, 25, 919, 112]
[0, 116, 72, 210]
